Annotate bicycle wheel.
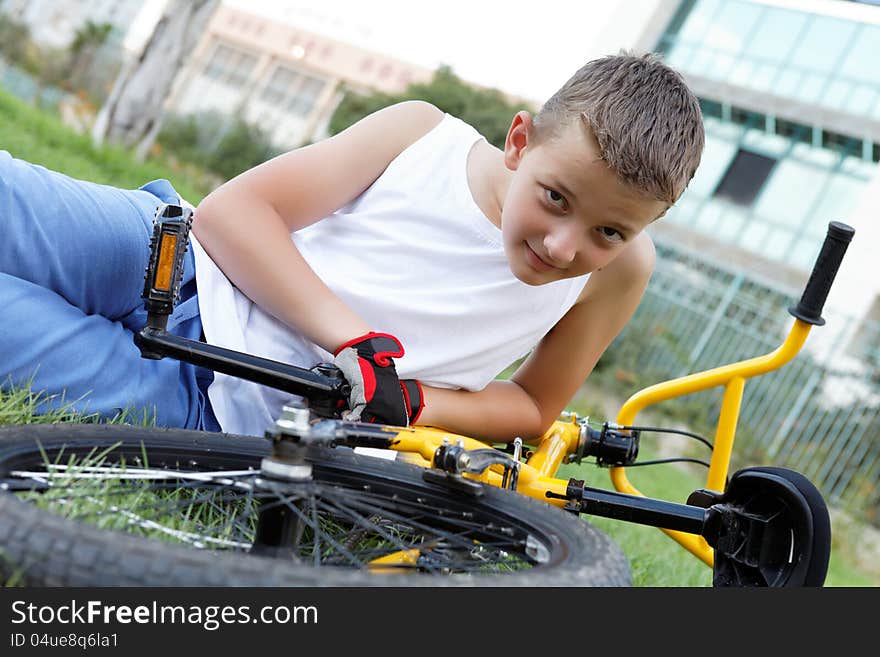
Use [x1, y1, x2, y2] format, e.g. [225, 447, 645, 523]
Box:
[0, 424, 630, 586]
[712, 466, 831, 587]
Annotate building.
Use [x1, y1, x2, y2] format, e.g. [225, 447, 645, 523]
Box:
[653, 0, 880, 328]
[599, 0, 880, 363]
[0, 0, 439, 149]
[163, 4, 435, 149]
[598, 0, 879, 513]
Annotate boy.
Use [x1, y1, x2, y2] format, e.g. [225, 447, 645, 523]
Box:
[0, 52, 703, 442]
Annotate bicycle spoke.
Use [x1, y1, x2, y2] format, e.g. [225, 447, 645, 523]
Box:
[8, 456, 536, 575]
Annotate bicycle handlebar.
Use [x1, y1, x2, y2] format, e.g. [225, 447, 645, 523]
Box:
[788, 221, 855, 326]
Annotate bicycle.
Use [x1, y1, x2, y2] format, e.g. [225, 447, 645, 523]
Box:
[0, 204, 854, 587]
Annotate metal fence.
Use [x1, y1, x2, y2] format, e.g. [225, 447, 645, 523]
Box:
[602, 239, 879, 523]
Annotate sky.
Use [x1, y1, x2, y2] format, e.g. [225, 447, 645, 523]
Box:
[135, 0, 663, 104]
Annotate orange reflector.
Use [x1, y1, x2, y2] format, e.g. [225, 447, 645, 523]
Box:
[154, 232, 178, 292]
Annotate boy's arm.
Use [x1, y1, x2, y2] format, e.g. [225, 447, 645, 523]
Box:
[417, 233, 656, 442]
[192, 100, 444, 352]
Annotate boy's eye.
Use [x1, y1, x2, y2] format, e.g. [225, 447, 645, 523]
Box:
[544, 188, 566, 208]
[598, 226, 623, 243]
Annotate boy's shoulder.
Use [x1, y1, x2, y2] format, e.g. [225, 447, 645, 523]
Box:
[576, 231, 655, 304]
[604, 231, 656, 283]
[369, 100, 445, 147]
[399, 100, 445, 122]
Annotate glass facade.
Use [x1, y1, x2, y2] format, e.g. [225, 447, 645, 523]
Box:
[660, 0, 880, 120]
[657, 0, 879, 271]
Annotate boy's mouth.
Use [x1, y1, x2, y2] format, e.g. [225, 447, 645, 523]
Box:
[524, 242, 557, 272]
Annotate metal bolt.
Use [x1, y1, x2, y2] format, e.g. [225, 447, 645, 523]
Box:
[512, 437, 523, 462]
[274, 402, 311, 434]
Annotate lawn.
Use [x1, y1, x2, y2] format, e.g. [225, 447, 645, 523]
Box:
[0, 89, 213, 203]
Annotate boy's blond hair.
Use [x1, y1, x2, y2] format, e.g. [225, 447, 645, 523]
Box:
[534, 51, 704, 206]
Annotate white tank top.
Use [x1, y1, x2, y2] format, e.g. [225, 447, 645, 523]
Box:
[191, 114, 589, 436]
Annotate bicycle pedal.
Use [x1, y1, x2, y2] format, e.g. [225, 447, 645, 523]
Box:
[142, 204, 193, 319]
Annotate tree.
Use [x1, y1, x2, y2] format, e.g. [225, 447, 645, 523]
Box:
[156, 110, 276, 182]
[69, 21, 112, 81]
[206, 118, 276, 181]
[0, 13, 39, 74]
[92, 0, 220, 160]
[328, 66, 534, 148]
[67, 20, 113, 101]
[157, 110, 226, 159]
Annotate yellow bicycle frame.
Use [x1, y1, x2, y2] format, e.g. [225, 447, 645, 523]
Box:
[610, 318, 812, 566]
[380, 317, 814, 570]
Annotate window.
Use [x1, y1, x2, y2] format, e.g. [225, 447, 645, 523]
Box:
[729, 107, 763, 129]
[688, 133, 737, 197]
[203, 43, 257, 88]
[677, 0, 722, 42]
[803, 171, 866, 238]
[839, 25, 880, 85]
[289, 76, 324, 116]
[753, 158, 827, 228]
[774, 118, 811, 146]
[746, 6, 806, 63]
[821, 131, 861, 159]
[708, 0, 763, 54]
[699, 99, 723, 119]
[262, 67, 298, 106]
[712, 149, 777, 206]
[788, 15, 857, 75]
[260, 66, 326, 118]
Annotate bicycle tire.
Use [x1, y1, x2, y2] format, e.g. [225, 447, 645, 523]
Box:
[712, 466, 831, 587]
[0, 424, 631, 587]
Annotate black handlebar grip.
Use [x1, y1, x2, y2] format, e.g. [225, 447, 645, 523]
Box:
[788, 221, 855, 326]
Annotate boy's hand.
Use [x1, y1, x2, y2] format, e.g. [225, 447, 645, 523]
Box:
[333, 332, 409, 425]
[400, 379, 425, 425]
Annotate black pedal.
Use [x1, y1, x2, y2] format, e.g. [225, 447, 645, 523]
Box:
[142, 204, 193, 323]
[138, 204, 193, 359]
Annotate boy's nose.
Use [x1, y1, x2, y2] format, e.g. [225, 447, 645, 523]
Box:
[543, 229, 578, 266]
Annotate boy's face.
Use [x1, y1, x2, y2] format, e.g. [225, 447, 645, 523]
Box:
[500, 113, 667, 286]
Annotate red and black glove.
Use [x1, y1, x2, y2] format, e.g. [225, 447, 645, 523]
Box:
[400, 379, 425, 425]
[333, 332, 423, 426]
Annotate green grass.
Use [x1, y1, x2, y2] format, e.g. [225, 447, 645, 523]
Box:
[0, 88, 214, 203]
[558, 442, 879, 587]
[0, 380, 156, 427]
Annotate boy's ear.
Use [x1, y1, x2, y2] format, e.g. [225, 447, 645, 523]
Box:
[503, 111, 534, 171]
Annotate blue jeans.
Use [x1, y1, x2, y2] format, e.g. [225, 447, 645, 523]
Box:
[0, 151, 218, 430]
